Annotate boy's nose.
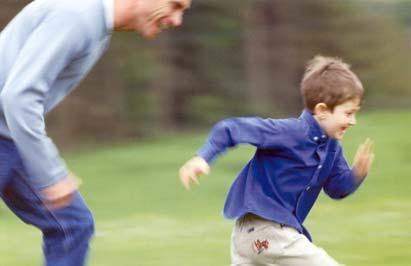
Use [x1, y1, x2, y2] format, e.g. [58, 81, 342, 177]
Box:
[349, 116, 357, 126]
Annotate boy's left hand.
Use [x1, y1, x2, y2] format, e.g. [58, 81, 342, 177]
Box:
[179, 156, 210, 190]
[352, 138, 375, 181]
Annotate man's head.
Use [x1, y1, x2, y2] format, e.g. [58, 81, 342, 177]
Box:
[114, 0, 191, 38]
[300, 56, 364, 140]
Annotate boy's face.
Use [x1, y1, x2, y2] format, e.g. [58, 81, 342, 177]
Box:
[135, 0, 191, 38]
[315, 98, 361, 140]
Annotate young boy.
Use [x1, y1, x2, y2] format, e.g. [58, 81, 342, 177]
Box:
[179, 56, 374, 266]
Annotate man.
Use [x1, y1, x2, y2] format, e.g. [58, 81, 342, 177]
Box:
[0, 0, 191, 265]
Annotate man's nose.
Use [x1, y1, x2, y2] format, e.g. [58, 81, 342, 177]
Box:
[170, 12, 183, 27]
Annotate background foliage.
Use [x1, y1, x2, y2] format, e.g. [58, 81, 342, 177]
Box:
[2, 0, 410, 146]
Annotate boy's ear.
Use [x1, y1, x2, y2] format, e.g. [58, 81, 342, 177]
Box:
[313, 103, 330, 120]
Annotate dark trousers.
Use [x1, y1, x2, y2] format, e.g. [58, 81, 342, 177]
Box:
[0, 138, 94, 266]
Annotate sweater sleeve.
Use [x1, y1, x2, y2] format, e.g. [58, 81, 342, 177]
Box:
[0, 10, 90, 189]
[323, 144, 363, 199]
[197, 117, 283, 164]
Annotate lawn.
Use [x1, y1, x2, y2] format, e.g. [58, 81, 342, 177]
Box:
[0, 110, 410, 265]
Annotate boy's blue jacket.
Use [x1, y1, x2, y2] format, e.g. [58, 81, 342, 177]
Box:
[197, 110, 361, 241]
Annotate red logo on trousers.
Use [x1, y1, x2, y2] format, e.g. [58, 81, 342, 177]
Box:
[253, 239, 269, 254]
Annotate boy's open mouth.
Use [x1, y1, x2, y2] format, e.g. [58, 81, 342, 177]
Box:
[340, 126, 349, 133]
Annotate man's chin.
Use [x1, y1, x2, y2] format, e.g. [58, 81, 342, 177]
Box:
[141, 28, 161, 39]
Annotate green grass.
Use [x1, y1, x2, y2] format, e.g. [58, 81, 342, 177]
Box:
[1, 110, 410, 265]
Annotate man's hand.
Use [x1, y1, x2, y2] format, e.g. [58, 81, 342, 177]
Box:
[179, 156, 210, 190]
[353, 138, 375, 181]
[40, 174, 79, 210]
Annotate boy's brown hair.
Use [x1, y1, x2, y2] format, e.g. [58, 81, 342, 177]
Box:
[300, 56, 364, 111]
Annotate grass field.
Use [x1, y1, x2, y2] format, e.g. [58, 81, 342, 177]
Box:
[0, 110, 410, 265]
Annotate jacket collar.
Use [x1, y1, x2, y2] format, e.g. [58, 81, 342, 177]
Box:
[299, 109, 328, 143]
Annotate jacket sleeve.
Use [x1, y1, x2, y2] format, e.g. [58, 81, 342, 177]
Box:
[197, 117, 284, 164]
[323, 144, 363, 199]
[0, 10, 89, 189]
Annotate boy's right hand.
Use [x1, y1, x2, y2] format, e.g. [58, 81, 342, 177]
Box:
[179, 156, 210, 190]
[352, 138, 375, 181]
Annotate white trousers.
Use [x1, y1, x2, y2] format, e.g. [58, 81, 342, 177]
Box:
[230, 214, 344, 266]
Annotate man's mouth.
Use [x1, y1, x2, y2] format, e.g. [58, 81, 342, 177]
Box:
[157, 17, 171, 30]
[159, 23, 170, 30]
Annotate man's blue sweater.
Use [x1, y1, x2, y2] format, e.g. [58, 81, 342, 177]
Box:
[0, 0, 113, 189]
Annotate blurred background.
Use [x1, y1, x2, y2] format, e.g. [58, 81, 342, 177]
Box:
[2, 0, 411, 147]
[1, 0, 411, 265]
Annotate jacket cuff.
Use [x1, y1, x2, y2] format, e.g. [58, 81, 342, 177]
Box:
[196, 142, 220, 164]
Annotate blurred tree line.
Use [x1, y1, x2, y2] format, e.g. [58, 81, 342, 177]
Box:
[1, 0, 411, 146]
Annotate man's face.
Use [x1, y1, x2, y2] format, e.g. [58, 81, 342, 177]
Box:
[135, 0, 191, 38]
[317, 98, 361, 140]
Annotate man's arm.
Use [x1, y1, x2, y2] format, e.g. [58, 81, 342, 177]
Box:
[0, 10, 89, 200]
